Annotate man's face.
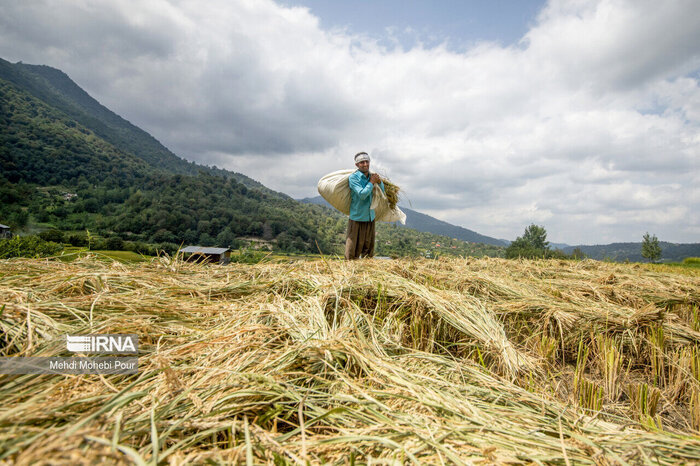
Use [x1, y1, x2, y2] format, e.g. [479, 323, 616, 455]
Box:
[355, 160, 370, 174]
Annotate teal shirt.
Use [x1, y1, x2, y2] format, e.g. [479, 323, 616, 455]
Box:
[348, 170, 385, 222]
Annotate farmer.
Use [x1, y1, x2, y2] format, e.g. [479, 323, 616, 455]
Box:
[345, 152, 385, 260]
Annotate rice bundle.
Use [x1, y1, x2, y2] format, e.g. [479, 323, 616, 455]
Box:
[0, 254, 699, 464]
[380, 177, 401, 210]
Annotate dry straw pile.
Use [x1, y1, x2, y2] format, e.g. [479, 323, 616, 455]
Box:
[1, 254, 699, 464]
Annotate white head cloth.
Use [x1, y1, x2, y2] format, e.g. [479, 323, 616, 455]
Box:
[354, 152, 370, 163]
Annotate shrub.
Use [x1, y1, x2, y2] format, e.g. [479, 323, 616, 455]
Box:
[230, 247, 267, 264]
[130, 242, 157, 256]
[67, 233, 88, 247]
[0, 235, 64, 259]
[104, 236, 125, 250]
[157, 242, 179, 255]
[91, 239, 108, 251]
[38, 229, 64, 243]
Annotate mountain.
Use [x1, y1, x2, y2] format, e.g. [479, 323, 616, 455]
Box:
[549, 242, 571, 250]
[0, 58, 277, 196]
[562, 242, 700, 263]
[400, 206, 508, 246]
[299, 195, 508, 246]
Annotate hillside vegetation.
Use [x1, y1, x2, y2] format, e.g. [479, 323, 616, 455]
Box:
[1, 256, 698, 463]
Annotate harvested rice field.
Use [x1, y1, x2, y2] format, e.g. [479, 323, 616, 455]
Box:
[1, 255, 699, 464]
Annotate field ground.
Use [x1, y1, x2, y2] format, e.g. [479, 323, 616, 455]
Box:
[1, 255, 699, 464]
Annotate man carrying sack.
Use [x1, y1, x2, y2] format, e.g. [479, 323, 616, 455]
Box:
[345, 152, 385, 260]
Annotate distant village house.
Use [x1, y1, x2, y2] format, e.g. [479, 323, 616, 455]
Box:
[181, 246, 231, 264]
[0, 224, 11, 239]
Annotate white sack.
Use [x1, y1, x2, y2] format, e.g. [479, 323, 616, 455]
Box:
[370, 184, 407, 224]
[317, 170, 406, 224]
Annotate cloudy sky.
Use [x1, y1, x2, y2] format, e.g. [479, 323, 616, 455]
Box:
[1, 0, 698, 245]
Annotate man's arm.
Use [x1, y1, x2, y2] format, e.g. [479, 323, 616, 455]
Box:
[349, 173, 374, 200]
[370, 173, 385, 193]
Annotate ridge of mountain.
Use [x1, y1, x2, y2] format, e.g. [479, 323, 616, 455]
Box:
[400, 206, 509, 246]
[0, 58, 283, 198]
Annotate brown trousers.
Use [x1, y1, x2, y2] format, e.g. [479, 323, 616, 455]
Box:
[345, 219, 376, 260]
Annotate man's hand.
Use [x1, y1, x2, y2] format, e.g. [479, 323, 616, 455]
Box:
[370, 173, 381, 184]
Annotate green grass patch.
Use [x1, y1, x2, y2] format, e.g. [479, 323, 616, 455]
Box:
[644, 261, 700, 276]
[56, 247, 151, 263]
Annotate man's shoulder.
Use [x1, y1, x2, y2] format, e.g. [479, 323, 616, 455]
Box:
[348, 170, 363, 182]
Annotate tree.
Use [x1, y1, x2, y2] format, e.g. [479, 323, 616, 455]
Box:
[505, 224, 550, 259]
[641, 232, 662, 262]
[522, 224, 549, 250]
[216, 227, 236, 247]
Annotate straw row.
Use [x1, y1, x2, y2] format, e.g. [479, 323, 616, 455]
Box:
[0, 254, 698, 463]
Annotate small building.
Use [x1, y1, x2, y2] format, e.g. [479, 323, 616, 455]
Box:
[0, 224, 11, 239]
[181, 246, 231, 264]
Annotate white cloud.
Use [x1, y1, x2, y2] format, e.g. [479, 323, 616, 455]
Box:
[0, 0, 698, 244]
[525, 0, 700, 90]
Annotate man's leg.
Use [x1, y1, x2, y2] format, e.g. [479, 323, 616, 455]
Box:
[356, 220, 374, 258]
[365, 220, 376, 257]
[345, 219, 359, 260]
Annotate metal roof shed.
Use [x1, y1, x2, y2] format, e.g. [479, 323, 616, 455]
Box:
[181, 246, 231, 264]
